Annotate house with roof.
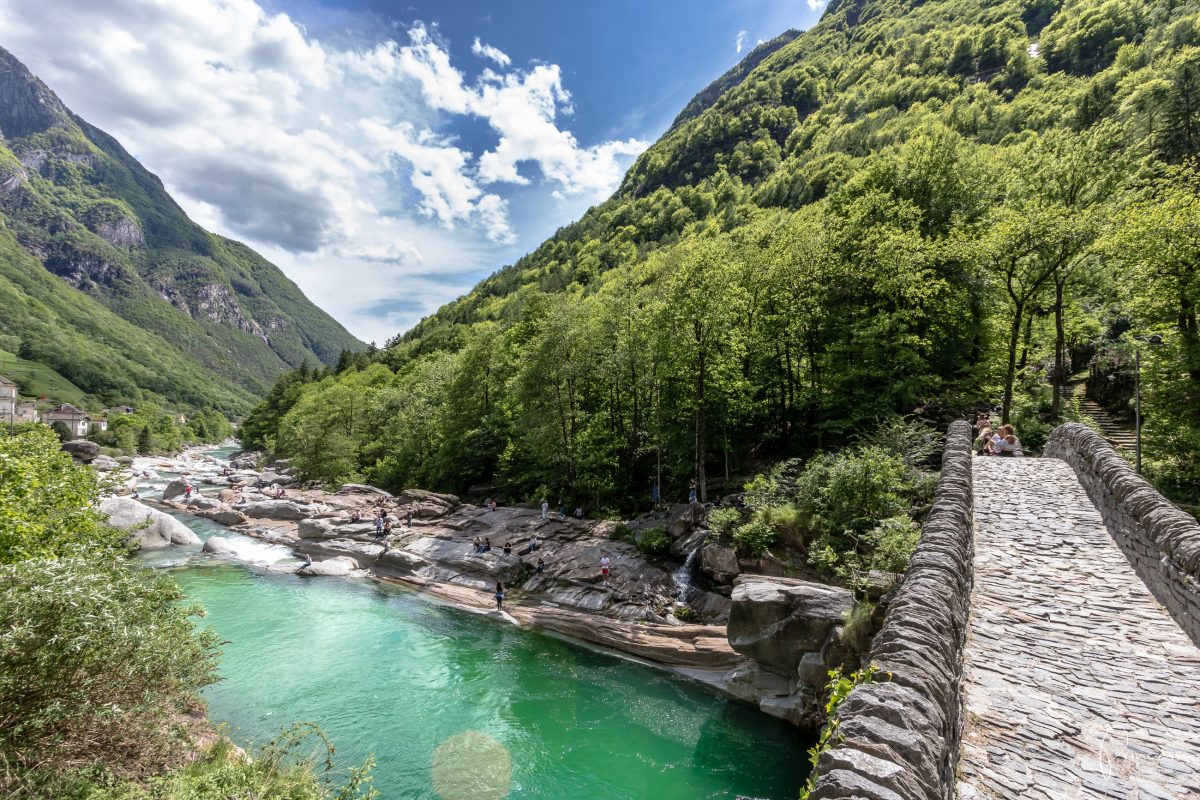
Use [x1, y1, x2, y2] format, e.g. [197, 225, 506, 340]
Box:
[41, 403, 90, 438]
[0, 375, 38, 424]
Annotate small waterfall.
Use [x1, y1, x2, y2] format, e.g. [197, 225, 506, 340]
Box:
[205, 535, 295, 565]
[671, 534, 705, 602]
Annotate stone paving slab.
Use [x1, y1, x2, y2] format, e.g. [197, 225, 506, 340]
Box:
[959, 457, 1200, 800]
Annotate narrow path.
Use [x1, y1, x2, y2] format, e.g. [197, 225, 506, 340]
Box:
[1073, 382, 1138, 454]
[957, 457, 1200, 799]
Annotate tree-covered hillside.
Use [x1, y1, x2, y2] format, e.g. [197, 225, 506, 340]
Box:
[247, 0, 1200, 507]
[0, 47, 364, 415]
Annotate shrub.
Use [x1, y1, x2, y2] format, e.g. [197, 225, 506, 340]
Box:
[862, 418, 943, 467]
[0, 427, 124, 563]
[673, 605, 701, 623]
[864, 515, 921, 575]
[609, 524, 635, 542]
[733, 519, 777, 557]
[635, 527, 672, 557]
[0, 555, 221, 786]
[706, 506, 741, 540]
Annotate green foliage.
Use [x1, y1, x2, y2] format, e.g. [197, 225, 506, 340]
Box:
[19, 727, 379, 800]
[706, 506, 742, 540]
[673, 605, 701, 623]
[0, 53, 363, 416]
[800, 665, 882, 800]
[0, 348, 88, 404]
[0, 427, 123, 562]
[732, 519, 778, 557]
[0, 554, 220, 786]
[241, 0, 1200, 504]
[635, 527, 672, 557]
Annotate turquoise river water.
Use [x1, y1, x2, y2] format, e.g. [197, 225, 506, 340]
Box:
[139, 449, 810, 800]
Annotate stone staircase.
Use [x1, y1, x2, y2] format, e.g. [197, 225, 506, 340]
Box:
[1073, 384, 1138, 455]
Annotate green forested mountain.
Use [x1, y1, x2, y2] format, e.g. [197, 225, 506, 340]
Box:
[247, 0, 1200, 507]
[0, 47, 364, 415]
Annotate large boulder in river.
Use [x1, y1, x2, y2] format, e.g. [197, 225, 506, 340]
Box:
[727, 576, 855, 678]
[297, 519, 338, 539]
[62, 439, 100, 462]
[100, 496, 200, 549]
[197, 507, 248, 526]
[699, 543, 740, 584]
[91, 455, 120, 471]
[186, 495, 221, 512]
[396, 488, 460, 515]
[338, 483, 393, 497]
[299, 556, 360, 576]
[239, 500, 319, 520]
[202, 536, 238, 556]
[162, 479, 190, 501]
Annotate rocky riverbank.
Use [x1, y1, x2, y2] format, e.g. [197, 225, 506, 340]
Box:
[91, 444, 870, 728]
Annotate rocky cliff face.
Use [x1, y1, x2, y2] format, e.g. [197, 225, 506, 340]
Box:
[0, 49, 70, 138]
[0, 45, 364, 411]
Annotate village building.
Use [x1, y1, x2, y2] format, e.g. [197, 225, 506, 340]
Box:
[0, 374, 17, 418]
[0, 375, 39, 424]
[41, 403, 91, 438]
[89, 415, 108, 432]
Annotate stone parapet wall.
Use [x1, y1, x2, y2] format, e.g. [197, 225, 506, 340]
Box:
[1045, 422, 1200, 647]
[807, 420, 974, 800]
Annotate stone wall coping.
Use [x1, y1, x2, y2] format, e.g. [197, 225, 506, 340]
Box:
[807, 419, 974, 800]
[1045, 422, 1200, 646]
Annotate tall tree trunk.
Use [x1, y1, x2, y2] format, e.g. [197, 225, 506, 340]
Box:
[1017, 311, 1034, 371]
[1052, 279, 1066, 419]
[1003, 302, 1025, 425]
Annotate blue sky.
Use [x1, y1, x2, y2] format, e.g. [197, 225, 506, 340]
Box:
[0, 0, 826, 343]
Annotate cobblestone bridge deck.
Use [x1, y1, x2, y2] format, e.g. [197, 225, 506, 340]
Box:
[958, 457, 1200, 799]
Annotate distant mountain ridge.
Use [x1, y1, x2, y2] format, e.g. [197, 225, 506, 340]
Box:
[0, 46, 363, 414]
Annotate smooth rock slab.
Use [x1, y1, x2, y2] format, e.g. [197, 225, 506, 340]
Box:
[100, 496, 200, 549]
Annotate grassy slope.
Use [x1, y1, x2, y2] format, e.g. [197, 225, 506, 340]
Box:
[0, 349, 86, 404]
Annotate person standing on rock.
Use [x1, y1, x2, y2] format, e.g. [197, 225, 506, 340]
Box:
[494, 581, 505, 611]
[406, 508, 413, 528]
[688, 478, 697, 505]
[600, 553, 611, 582]
[373, 513, 383, 538]
[184, 483, 193, 500]
[541, 499, 549, 521]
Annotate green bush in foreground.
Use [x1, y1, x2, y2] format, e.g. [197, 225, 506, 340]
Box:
[0, 554, 221, 788]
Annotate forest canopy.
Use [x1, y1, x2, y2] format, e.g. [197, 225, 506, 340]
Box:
[244, 0, 1200, 508]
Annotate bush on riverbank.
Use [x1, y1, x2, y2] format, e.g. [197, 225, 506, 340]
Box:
[719, 419, 939, 586]
[0, 426, 124, 563]
[0, 428, 375, 799]
[0, 554, 221, 786]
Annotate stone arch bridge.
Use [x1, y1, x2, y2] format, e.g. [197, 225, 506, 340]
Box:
[807, 421, 1200, 800]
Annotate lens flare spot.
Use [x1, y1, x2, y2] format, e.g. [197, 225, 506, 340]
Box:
[432, 730, 512, 800]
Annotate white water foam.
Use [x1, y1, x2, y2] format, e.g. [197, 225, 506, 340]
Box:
[206, 535, 295, 566]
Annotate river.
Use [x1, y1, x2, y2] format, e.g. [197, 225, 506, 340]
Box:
[136, 446, 810, 800]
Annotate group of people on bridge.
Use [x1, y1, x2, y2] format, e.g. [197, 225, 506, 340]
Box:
[973, 415, 1021, 456]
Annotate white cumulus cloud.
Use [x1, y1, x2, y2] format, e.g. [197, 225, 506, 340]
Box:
[471, 36, 511, 67]
[807, 0, 829, 11]
[735, 30, 748, 54]
[0, 0, 646, 342]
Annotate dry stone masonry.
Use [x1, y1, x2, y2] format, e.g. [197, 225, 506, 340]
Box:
[808, 420, 975, 800]
[1045, 422, 1200, 646]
